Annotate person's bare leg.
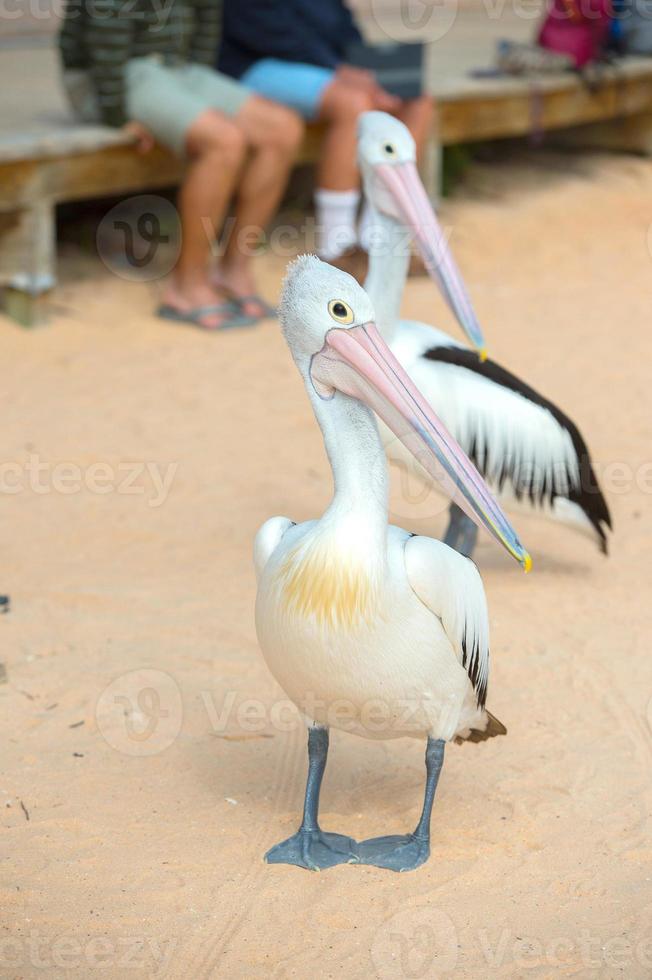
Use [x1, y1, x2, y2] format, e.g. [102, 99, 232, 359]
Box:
[214, 97, 303, 317]
[316, 81, 374, 189]
[396, 95, 434, 164]
[307, 81, 375, 265]
[316, 87, 432, 188]
[164, 109, 246, 329]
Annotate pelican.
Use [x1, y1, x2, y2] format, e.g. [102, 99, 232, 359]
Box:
[255, 256, 530, 872]
[357, 111, 611, 558]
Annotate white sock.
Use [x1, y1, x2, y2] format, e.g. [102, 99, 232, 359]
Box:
[314, 188, 360, 261]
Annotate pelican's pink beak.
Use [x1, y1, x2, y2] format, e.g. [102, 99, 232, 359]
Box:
[373, 161, 487, 359]
[311, 322, 530, 569]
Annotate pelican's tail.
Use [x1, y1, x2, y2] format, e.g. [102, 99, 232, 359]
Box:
[455, 710, 507, 744]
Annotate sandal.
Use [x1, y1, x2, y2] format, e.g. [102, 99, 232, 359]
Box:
[232, 294, 278, 321]
[156, 301, 256, 331]
[212, 282, 277, 322]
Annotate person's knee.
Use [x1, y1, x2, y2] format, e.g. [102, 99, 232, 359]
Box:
[275, 107, 304, 153]
[218, 120, 247, 163]
[322, 82, 374, 122]
[186, 111, 246, 163]
[241, 99, 304, 154]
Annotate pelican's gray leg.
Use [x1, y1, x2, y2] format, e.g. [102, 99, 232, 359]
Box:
[443, 503, 478, 558]
[358, 737, 445, 872]
[265, 726, 359, 871]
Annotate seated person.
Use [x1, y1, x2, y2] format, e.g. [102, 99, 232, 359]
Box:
[59, 0, 303, 329]
[218, 0, 433, 276]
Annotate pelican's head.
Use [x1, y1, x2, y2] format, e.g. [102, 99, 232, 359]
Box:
[357, 111, 487, 360]
[358, 111, 417, 215]
[279, 255, 530, 570]
[280, 254, 375, 365]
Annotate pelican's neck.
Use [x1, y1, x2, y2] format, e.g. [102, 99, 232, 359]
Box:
[307, 380, 388, 548]
[363, 205, 409, 345]
[281, 376, 389, 628]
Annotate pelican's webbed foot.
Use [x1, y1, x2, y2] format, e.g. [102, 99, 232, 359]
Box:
[358, 737, 445, 873]
[266, 725, 359, 872]
[266, 829, 358, 871]
[358, 833, 429, 872]
[443, 502, 478, 558]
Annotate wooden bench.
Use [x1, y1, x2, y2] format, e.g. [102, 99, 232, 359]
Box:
[3, 56, 652, 326]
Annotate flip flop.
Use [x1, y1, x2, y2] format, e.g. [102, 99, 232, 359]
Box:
[232, 295, 278, 320]
[156, 301, 256, 331]
[213, 285, 277, 322]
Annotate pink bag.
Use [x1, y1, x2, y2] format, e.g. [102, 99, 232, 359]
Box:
[538, 0, 612, 68]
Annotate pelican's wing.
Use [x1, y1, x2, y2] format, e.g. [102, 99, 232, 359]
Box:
[404, 534, 490, 708]
[393, 324, 612, 553]
[253, 517, 295, 581]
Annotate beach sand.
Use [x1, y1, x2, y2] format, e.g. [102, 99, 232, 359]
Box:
[2, 150, 652, 978]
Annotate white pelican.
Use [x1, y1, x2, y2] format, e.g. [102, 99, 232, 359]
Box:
[255, 256, 530, 872]
[357, 112, 611, 558]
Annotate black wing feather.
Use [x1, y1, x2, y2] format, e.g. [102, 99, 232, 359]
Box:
[424, 346, 612, 553]
[462, 627, 487, 709]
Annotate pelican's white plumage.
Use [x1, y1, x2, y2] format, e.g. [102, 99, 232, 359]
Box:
[256, 520, 490, 742]
[256, 256, 495, 744]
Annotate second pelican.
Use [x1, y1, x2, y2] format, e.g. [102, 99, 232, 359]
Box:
[358, 111, 611, 558]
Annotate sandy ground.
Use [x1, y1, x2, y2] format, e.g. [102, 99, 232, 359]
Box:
[2, 151, 652, 980]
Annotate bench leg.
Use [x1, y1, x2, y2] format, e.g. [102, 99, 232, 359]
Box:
[0, 202, 56, 327]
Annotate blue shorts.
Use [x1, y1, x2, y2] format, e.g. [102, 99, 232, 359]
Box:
[240, 59, 334, 120]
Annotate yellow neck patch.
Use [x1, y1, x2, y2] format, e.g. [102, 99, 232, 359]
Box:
[279, 541, 379, 629]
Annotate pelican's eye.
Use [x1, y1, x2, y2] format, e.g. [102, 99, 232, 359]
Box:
[328, 299, 354, 324]
[383, 143, 396, 157]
